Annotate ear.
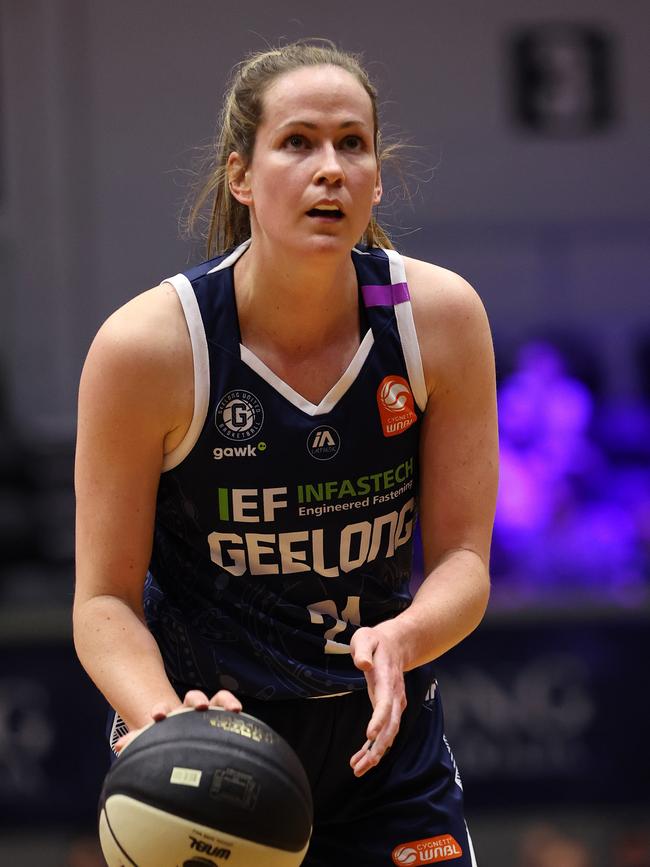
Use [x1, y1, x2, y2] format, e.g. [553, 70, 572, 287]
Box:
[227, 152, 252, 206]
[373, 169, 383, 206]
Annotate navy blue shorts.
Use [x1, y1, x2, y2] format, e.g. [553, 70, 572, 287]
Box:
[239, 664, 476, 866]
[107, 664, 477, 866]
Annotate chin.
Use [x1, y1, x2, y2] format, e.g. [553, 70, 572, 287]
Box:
[300, 228, 360, 255]
[256, 225, 361, 260]
[308, 235, 352, 252]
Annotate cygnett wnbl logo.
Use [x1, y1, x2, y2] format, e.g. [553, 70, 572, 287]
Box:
[377, 375, 417, 438]
[391, 834, 463, 864]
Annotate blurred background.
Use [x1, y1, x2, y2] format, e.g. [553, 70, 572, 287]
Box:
[1, 0, 649, 864]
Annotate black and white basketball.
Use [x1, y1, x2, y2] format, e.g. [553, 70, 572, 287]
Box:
[98, 708, 313, 866]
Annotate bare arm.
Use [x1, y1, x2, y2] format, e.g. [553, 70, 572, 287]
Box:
[74, 285, 239, 734]
[378, 260, 497, 664]
[350, 259, 498, 774]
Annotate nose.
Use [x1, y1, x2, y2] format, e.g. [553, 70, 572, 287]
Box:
[314, 142, 344, 186]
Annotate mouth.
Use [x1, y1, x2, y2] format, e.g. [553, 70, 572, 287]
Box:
[306, 205, 344, 220]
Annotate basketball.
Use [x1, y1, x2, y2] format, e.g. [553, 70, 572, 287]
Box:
[98, 708, 313, 867]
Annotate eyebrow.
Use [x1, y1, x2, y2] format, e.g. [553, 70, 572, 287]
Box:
[277, 119, 369, 131]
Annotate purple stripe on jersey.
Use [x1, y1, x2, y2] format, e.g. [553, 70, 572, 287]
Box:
[361, 282, 410, 307]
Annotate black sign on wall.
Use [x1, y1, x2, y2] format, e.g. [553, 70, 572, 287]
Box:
[0, 645, 109, 828]
[436, 618, 650, 809]
[510, 23, 615, 135]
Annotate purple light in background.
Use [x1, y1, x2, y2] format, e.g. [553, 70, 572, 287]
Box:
[492, 340, 649, 607]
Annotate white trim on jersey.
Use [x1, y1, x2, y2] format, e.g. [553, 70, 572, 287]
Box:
[240, 327, 375, 416]
[383, 248, 428, 413]
[465, 821, 479, 866]
[162, 239, 252, 470]
[207, 237, 251, 273]
[160, 273, 211, 472]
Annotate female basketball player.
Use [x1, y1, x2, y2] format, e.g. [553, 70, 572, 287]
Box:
[74, 42, 497, 865]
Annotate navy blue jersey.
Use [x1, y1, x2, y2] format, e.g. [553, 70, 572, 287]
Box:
[145, 240, 428, 700]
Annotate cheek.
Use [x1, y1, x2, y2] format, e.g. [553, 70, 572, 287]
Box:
[349, 157, 379, 189]
[251, 163, 302, 209]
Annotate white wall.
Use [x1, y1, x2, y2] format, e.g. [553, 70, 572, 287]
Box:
[1, 0, 648, 435]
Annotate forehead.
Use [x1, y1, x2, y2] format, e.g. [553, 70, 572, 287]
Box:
[260, 64, 374, 128]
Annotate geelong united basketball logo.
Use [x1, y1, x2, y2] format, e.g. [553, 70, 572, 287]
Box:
[377, 375, 417, 437]
[215, 389, 264, 441]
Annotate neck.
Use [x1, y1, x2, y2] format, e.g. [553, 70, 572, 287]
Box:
[233, 240, 359, 356]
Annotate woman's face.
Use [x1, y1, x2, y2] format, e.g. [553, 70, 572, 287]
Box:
[230, 64, 383, 256]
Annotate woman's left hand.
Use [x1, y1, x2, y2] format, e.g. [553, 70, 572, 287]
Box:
[349, 624, 406, 777]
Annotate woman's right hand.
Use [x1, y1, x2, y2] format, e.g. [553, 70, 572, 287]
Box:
[114, 688, 243, 754]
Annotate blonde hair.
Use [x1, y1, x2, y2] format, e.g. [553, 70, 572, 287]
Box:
[187, 41, 397, 256]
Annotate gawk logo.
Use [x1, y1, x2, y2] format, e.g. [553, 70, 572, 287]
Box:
[213, 442, 266, 460]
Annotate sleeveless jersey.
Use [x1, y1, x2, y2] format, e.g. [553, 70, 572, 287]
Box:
[144, 239, 428, 700]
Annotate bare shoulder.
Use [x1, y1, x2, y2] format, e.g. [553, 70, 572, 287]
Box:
[80, 283, 192, 439]
[402, 255, 494, 393]
[90, 282, 188, 362]
[403, 255, 487, 329]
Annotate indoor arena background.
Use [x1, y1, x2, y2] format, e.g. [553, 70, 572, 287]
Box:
[1, 1, 648, 865]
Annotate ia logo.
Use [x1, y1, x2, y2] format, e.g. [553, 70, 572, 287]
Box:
[307, 426, 340, 461]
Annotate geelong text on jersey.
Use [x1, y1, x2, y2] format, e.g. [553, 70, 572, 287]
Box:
[208, 498, 415, 577]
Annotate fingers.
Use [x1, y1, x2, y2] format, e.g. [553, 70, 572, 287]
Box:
[181, 689, 210, 710]
[350, 627, 378, 672]
[208, 690, 242, 713]
[151, 688, 243, 729]
[150, 701, 174, 721]
[349, 625, 407, 777]
[114, 719, 157, 754]
[350, 692, 404, 777]
[183, 689, 242, 712]
[114, 731, 137, 754]
[366, 691, 400, 744]
[114, 689, 242, 757]
[350, 738, 391, 776]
